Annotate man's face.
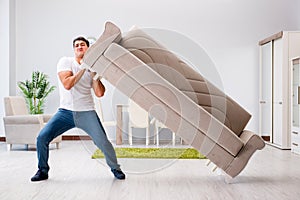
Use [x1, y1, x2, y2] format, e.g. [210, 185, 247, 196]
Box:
[73, 40, 88, 59]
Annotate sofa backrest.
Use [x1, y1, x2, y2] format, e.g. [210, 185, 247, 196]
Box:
[119, 28, 251, 136]
[4, 96, 29, 116]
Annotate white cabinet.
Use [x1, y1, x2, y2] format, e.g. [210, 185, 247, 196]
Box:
[259, 31, 300, 149]
[291, 57, 300, 154]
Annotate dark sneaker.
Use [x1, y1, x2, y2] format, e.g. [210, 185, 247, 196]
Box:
[111, 169, 126, 180]
[31, 170, 48, 182]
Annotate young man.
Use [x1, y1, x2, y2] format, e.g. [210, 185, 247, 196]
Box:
[31, 36, 125, 181]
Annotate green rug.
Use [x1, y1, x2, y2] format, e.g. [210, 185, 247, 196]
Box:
[92, 147, 205, 159]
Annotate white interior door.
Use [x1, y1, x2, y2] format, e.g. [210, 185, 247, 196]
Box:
[273, 38, 283, 146]
[260, 42, 273, 137]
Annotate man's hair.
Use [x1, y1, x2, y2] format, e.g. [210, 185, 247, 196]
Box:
[73, 36, 90, 47]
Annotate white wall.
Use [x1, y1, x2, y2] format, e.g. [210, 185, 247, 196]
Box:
[0, 0, 14, 136]
[1, 0, 300, 137]
[298, 7, 300, 29]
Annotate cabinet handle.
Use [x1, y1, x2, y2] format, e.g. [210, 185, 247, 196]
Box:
[292, 131, 299, 135]
[279, 102, 283, 104]
[259, 101, 266, 104]
[292, 143, 298, 146]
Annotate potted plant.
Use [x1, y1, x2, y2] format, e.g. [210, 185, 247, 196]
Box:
[18, 70, 56, 114]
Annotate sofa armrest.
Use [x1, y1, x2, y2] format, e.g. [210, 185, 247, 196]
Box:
[41, 114, 53, 123]
[3, 115, 44, 125]
[224, 130, 265, 177]
[82, 21, 122, 69]
[239, 130, 265, 148]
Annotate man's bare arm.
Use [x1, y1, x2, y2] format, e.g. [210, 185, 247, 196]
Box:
[91, 72, 105, 97]
[58, 69, 86, 90]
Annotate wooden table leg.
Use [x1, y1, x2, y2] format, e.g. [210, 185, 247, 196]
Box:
[116, 105, 123, 145]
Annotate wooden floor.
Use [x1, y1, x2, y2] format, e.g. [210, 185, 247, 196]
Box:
[0, 140, 300, 200]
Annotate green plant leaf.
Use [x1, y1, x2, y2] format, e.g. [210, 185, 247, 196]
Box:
[17, 70, 56, 114]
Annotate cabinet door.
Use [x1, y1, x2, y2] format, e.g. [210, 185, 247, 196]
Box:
[288, 32, 300, 59]
[292, 59, 300, 153]
[292, 62, 300, 128]
[259, 42, 272, 137]
[273, 39, 283, 104]
[273, 38, 283, 145]
[273, 104, 283, 145]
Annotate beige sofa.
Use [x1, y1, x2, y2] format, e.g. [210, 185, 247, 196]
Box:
[82, 22, 265, 178]
[3, 96, 62, 150]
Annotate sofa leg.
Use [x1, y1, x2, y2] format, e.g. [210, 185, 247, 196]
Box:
[172, 132, 176, 146]
[211, 165, 218, 172]
[7, 144, 12, 151]
[205, 159, 211, 166]
[206, 159, 220, 172]
[205, 158, 234, 183]
[224, 173, 235, 184]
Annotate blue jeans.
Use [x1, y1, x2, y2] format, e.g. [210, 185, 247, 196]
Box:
[36, 108, 120, 173]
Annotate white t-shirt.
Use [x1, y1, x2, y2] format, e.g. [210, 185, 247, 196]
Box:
[57, 56, 95, 111]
